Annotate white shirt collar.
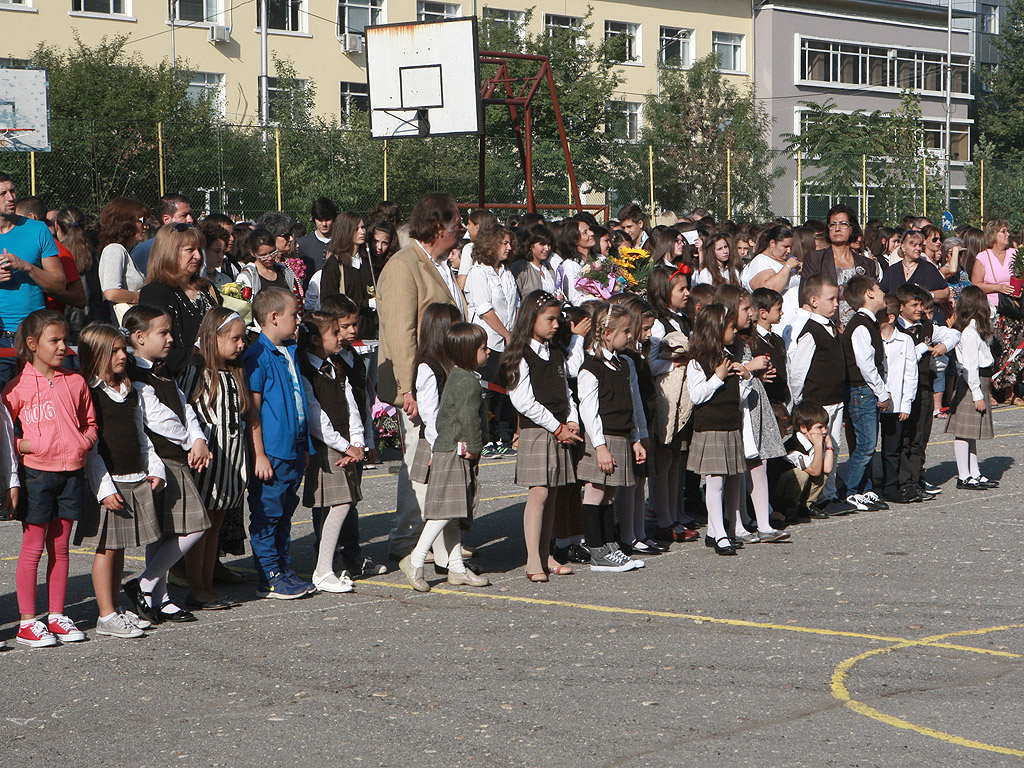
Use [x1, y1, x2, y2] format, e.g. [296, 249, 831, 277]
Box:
[808, 312, 832, 327]
[795, 432, 814, 451]
[756, 324, 771, 338]
[315, 231, 331, 244]
[528, 338, 550, 355]
[132, 355, 155, 370]
[897, 315, 919, 329]
[857, 308, 877, 322]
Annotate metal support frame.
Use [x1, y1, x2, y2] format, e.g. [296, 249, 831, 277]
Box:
[472, 50, 599, 219]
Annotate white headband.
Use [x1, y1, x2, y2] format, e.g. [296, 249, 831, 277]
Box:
[194, 311, 243, 347]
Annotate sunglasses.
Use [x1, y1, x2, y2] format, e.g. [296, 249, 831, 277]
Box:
[172, 223, 194, 232]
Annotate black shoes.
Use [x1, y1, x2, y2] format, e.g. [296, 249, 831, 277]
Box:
[124, 578, 159, 624]
[885, 487, 922, 504]
[158, 601, 197, 623]
[712, 537, 737, 556]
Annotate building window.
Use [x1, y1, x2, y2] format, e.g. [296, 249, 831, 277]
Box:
[337, 0, 381, 35]
[259, 76, 309, 123]
[545, 13, 584, 37]
[606, 101, 642, 141]
[257, 0, 304, 32]
[72, 0, 127, 13]
[605, 21, 639, 63]
[659, 26, 693, 68]
[0, 58, 31, 68]
[417, 1, 459, 22]
[175, 0, 221, 23]
[923, 120, 971, 162]
[340, 80, 369, 116]
[800, 38, 971, 95]
[712, 32, 744, 72]
[981, 3, 999, 34]
[187, 72, 225, 117]
[0, 0, 29, 7]
[481, 7, 525, 46]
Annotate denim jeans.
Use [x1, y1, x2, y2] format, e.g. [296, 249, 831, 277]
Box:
[844, 385, 879, 495]
[0, 337, 16, 392]
[248, 453, 305, 581]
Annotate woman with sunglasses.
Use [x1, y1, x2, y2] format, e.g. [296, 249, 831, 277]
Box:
[920, 225, 944, 270]
[235, 227, 303, 307]
[800, 204, 879, 330]
[138, 224, 221, 376]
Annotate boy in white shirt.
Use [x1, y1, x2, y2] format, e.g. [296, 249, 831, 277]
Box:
[878, 294, 918, 503]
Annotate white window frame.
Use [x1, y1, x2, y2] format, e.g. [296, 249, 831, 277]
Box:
[606, 100, 642, 142]
[797, 35, 972, 98]
[256, 0, 307, 34]
[337, 0, 382, 37]
[172, 0, 224, 26]
[260, 76, 310, 124]
[0, 0, 36, 12]
[187, 72, 226, 117]
[712, 31, 745, 73]
[70, 0, 133, 18]
[417, 1, 459, 22]
[481, 7, 526, 45]
[659, 26, 693, 69]
[340, 80, 369, 116]
[605, 21, 641, 64]
[981, 3, 999, 34]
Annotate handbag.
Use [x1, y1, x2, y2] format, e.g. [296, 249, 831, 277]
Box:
[983, 251, 1023, 319]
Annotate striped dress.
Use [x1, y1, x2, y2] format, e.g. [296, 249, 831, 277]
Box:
[179, 366, 249, 511]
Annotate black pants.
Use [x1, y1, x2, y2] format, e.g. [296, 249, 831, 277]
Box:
[479, 350, 515, 446]
[897, 389, 931, 490]
[879, 412, 904, 495]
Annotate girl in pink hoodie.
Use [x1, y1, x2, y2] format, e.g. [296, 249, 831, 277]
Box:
[2, 309, 97, 648]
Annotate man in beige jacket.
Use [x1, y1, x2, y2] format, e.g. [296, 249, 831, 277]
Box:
[377, 193, 468, 561]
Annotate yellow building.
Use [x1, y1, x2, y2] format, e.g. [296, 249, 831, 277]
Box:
[0, 0, 752, 132]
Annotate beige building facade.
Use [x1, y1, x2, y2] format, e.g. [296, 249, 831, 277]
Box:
[0, 0, 752, 131]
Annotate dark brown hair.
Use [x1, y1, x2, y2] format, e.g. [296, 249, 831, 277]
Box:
[472, 225, 515, 268]
[15, 309, 68, 366]
[99, 197, 150, 251]
[689, 303, 733, 372]
[407, 193, 460, 244]
[444, 322, 487, 371]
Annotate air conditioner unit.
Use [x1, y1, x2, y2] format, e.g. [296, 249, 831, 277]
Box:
[340, 33, 364, 54]
[208, 25, 230, 44]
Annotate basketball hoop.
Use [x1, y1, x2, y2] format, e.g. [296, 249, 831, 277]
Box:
[0, 67, 51, 152]
[0, 128, 33, 150]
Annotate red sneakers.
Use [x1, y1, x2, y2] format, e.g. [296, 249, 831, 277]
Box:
[16, 620, 58, 648]
[47, 615, 87, 643]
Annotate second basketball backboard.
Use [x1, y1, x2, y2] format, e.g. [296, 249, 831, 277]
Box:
[0, 68, 50, 152]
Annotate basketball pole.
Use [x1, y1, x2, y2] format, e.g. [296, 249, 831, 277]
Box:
[382, 140, 388, 200]
[29, 152, 35, 196]
[275, 127, 282, 211]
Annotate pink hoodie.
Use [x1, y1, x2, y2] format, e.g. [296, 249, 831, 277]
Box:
[2, 364, 98, 472]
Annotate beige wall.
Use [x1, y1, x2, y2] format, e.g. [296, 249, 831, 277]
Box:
[1, 0, 750, 126]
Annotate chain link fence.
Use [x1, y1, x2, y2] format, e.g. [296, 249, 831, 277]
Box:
[0, 120, 993, 229]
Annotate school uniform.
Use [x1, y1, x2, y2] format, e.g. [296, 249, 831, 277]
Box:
[772, 432, 827, 510]
[78, 380, 164, 550]
[895, 316, 959, 492]
[879, 327, 918, 498]
[410, 359, 447, 484]
[424, 366, 488, 521]
[576, 349, 648, 487]
[841, 309, 890, 496]
[946, 320, 995, 440]
[300, 354, 364, 509]
[623, 348, 656, 478]
[509, 340, 579, 488]
[128, 357, 210, 536]
[686, 360, 749, 476]
[649, 311, 691, 378]
[750, 324, 789, 407]
[788, 313, 847, 500]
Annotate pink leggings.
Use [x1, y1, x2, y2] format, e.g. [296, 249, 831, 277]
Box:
[16, 519, 74, 617]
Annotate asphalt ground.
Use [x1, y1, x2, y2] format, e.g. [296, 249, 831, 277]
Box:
[2, 407, 1024, 767]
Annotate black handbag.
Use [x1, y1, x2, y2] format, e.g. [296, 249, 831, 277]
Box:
[996, 292, 1023, 320]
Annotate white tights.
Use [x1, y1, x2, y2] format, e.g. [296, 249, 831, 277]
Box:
[705, 474, 741, 543]
[410, 520, 465, 573]
[140, 531, 204, 609]
[314, 504, 351, 577]
[741, 462, 772, 534]
[954, 438, 981, 481]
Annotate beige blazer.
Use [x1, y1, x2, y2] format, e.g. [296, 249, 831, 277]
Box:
[377, 241, 468, 406]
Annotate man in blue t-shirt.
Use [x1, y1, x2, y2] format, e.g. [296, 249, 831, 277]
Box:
[0, 172, 66, 386]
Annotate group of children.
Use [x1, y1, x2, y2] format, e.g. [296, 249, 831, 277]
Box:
[0, 238, 1001, 645]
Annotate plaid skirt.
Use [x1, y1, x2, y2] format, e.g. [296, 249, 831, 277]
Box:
[423, 451, 478, 521]
[303, 445, 362, 508]
[157, 458, 211, 535]
[514, 427, 578, 488]
[74, 477, 162, 550]
[577, 434, 636, 488]
[410, 440, 431, 485]
[687, 429, 745, 476]
[946, 376, 995, 441]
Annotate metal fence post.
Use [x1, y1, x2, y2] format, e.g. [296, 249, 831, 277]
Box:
[29, 151, 35, 196]
[980, 158, 985, 224]
[922, 151, 927, 219]
[648, 144, 655, 221]
[157, 122, 165, 197]
[275, 127, 282, 212]
[861, 154, 867, 223]
[383, 139, 389, 201]
[726, 148, 732, 220]
[797, 151, 802, 223]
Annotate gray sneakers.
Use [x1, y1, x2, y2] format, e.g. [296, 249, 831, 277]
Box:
[96, 612, 146, 639]
[589, 544, 642, 572]
[757, 528, 791, 543]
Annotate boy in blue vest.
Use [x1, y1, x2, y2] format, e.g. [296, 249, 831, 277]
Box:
[245, 287, 315, 599]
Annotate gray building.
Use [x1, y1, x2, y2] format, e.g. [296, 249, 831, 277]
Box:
[753, 0, 975, 222]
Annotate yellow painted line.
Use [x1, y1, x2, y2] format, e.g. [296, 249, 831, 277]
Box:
[831, 624, 1024, 757]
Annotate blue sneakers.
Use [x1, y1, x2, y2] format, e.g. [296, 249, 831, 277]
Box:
[257, 571, 310, 600]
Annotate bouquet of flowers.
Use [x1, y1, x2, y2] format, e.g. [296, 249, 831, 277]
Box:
[372, 397, 402, 452]
[219, 282, 254, 324]
[284, 256, 306, 285]
[574, 246, 651, 299]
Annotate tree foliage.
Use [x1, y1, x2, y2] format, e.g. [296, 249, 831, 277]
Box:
[644, 54, 779, 221]
[980, 0, 1024, 157]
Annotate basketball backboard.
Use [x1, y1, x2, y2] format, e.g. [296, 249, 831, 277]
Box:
[0, 68, 50, 152]
[365, 18, 480, 139]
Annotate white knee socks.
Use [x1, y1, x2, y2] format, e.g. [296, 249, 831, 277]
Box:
[314, 504, 351, 577]
[140, 531, 204, 609]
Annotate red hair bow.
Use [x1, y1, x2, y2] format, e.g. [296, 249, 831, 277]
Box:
[669, 263, 691, 280]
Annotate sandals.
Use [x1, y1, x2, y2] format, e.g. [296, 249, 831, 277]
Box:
[525, 572, 549, 583]
[546, 564, 574, 576]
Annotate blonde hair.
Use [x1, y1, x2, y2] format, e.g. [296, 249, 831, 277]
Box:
[146, 224, 207, 289]
[587, 301, 632, 353]
[983, 219, 1010, 250]
[79, 323, 129, 388]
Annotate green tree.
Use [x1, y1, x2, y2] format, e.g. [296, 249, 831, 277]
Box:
[980, 0, 1024, 157]
[645, 54, 779, 220]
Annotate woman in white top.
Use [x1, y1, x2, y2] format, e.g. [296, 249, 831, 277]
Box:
[555, 218, 597, 306]
[742, 225, 798, 294]
[98, 196, 150, 311]
[465, 225, 520, 452]
[693, 232, 742, 288]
